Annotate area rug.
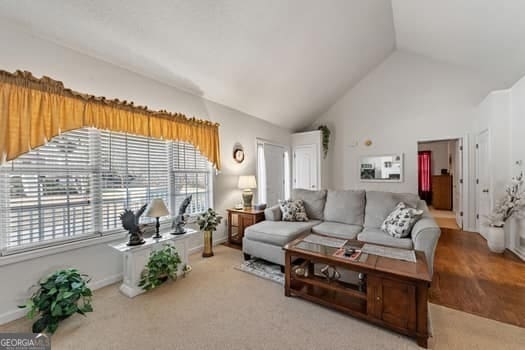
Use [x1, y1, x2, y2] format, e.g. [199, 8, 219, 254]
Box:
[235, 258, 284, 285]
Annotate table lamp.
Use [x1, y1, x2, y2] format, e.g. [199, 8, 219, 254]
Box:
[238, 175, 257, 209]
[145, 198, 170, 239]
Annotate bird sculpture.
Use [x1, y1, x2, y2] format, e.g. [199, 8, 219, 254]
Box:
[120, 204, 148, 246]
[172, 195, 192, 235]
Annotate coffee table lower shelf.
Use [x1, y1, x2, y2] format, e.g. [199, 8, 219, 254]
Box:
[289, 280, 368, 316]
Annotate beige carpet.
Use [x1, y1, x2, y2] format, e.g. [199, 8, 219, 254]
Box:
[2, 246, 524, 349]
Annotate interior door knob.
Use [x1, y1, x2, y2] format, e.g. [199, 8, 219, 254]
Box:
[482, 189, 489, 193]
[311, 185, 315, 189]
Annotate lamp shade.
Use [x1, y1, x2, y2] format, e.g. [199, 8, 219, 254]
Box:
[145, 198, 170, 218]
[238, 175, 257, 189]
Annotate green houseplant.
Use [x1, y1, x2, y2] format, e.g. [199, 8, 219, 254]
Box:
[317, 125, 331, 159]
[139, 244, 182, 291]
[197, 208, 223, 257]
[19, 268, 93, 334]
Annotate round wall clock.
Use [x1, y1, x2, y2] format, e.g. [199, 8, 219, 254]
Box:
[233, 146, 245, 163]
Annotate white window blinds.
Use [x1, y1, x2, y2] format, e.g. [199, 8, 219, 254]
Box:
[1, 129, 94, 252]
[0, 128, 212, 255]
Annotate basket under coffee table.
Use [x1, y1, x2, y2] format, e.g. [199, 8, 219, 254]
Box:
[283, 233, 432, 348]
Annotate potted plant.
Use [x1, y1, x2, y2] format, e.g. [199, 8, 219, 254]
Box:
[19, 268, 93, 334]
[485, 172, 524, 253]
[197, 208, 223, 257]
[139, 244, 182, 291]
[317, 125, 331, 159]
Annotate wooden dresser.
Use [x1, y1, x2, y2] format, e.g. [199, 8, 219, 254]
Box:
[227, 208, 265, 246]
[431, 175, 452, 210]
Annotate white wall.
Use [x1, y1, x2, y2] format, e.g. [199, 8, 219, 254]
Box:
[313, 50, 495, 194]
[510, 76, 525, 257]
[474, 90, 512, 212]
[0, 22, 290, 323]
[510, 76, 525, 175]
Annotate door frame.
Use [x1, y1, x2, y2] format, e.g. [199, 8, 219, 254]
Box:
[255, 138, 291, 204]
[475, 129, 491, 238]
[416, 136, 468, 230]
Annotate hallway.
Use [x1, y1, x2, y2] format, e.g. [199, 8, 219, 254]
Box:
[429, 206, 460, 230]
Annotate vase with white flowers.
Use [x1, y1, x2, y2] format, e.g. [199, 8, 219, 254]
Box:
[485, 172, 525, 253]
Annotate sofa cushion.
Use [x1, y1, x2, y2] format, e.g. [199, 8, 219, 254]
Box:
[311, 222, 362, 240]
[292, 189, 327, 220]
[324, 190, 365, 226]
[357, 229, 414, 250]
[364, 191, 420, 229]
[381, 202, 423, 238]
[244, 220, 321, 246]
[264, 205, 282, 221]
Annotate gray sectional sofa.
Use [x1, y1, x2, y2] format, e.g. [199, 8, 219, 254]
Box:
[242, 189, 441, 275]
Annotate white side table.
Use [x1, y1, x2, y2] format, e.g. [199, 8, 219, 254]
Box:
[110, 228, 198, 298]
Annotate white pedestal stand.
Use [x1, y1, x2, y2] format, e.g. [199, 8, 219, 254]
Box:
[110, 229, 198, 298]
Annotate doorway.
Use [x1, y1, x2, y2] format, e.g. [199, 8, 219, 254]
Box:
[256, 139, 290, 206]
[417, 138, 463, 230]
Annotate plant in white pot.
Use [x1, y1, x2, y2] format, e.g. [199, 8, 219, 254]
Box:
[485, 172, 524, 253]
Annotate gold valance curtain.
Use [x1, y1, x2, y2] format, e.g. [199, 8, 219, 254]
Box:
[0, 70, 221, 169]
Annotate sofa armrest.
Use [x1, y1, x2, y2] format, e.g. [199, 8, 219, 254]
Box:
[411, 217, 441, 277]
[264, 205, 282, 221]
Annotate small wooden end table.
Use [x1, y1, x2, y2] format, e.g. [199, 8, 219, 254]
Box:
[227, 208, 265, 246]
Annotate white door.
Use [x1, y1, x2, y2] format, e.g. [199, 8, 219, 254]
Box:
[454, 139, 464, 229]
[264, 144, 286, 206]
[476, 130, 490, 238]
[293, 144, 319, 190]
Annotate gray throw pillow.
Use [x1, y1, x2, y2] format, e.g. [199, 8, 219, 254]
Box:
[324, 190, 365, 225]
[278, 199, 309, 222]
[381, 202, 423, 238]
[292, 189, 327, 220]
[364, 191, 420, 228]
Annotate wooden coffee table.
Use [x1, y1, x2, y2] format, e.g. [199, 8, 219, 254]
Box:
[283, 234, 432, 348]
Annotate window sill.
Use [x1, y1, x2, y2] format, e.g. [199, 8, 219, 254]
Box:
[0, 233, 127, 267]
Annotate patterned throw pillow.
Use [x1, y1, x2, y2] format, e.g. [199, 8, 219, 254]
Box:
[278, 199, 309, 222]
[381, 202, 423, 238]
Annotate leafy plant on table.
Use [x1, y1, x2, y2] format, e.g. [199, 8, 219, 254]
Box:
[139, 244, 182, 291]
[19, 268, 93, 334]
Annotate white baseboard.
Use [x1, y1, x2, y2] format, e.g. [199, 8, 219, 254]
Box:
[0, 273, 123, 325]
[0, 308, 27, 326]
[88, 273, 123, 290]
[188, 237, 227, 256]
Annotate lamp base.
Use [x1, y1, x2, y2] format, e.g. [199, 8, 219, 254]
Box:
[153, 217, 162, 239]
[242, 190, 253, 209]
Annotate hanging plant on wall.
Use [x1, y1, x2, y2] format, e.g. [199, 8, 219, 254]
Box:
[139, 244, 182, 291]
[318, 125, 331, 159]
[19, 268, 93, 334]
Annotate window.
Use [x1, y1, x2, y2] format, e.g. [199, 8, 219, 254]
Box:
[0, 128, 213, 255]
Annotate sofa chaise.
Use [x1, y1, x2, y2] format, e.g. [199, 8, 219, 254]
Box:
[242, 189, 441, 275]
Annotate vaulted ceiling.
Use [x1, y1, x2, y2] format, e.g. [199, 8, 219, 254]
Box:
[0, 1, 524, 131]
[392, 0, 525, 88]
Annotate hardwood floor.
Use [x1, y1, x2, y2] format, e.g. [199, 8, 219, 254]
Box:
[430, 228, 525, 327]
